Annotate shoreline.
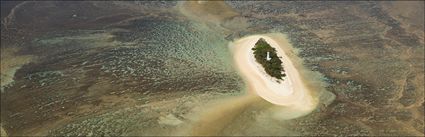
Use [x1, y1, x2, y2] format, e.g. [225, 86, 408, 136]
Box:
[230, 34, 317, 111]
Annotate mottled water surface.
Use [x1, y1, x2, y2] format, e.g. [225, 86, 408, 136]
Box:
[1, 1, 423, 136]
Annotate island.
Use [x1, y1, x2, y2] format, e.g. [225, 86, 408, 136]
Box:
[251, 38, 286, 80]
[231, 34, 316, 109]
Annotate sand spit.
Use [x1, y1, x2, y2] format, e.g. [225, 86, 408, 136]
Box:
[230, 34, 318, 112]
[1, 126, 7, 137]
[189, 95, 262, 136]
[177, 1, 239, 25]
[0, 47, 33, 92]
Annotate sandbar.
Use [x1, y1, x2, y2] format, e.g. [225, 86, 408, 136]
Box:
[230, 34, 316, 111]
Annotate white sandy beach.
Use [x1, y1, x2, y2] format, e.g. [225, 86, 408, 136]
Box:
[230, 34, 316, 111]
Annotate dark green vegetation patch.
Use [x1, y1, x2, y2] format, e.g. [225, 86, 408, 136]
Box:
[251, 38, 286, 80]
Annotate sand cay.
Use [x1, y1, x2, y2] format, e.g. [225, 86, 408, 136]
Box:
[189, 34, 322, 136]
[230, 33, 317, 112]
